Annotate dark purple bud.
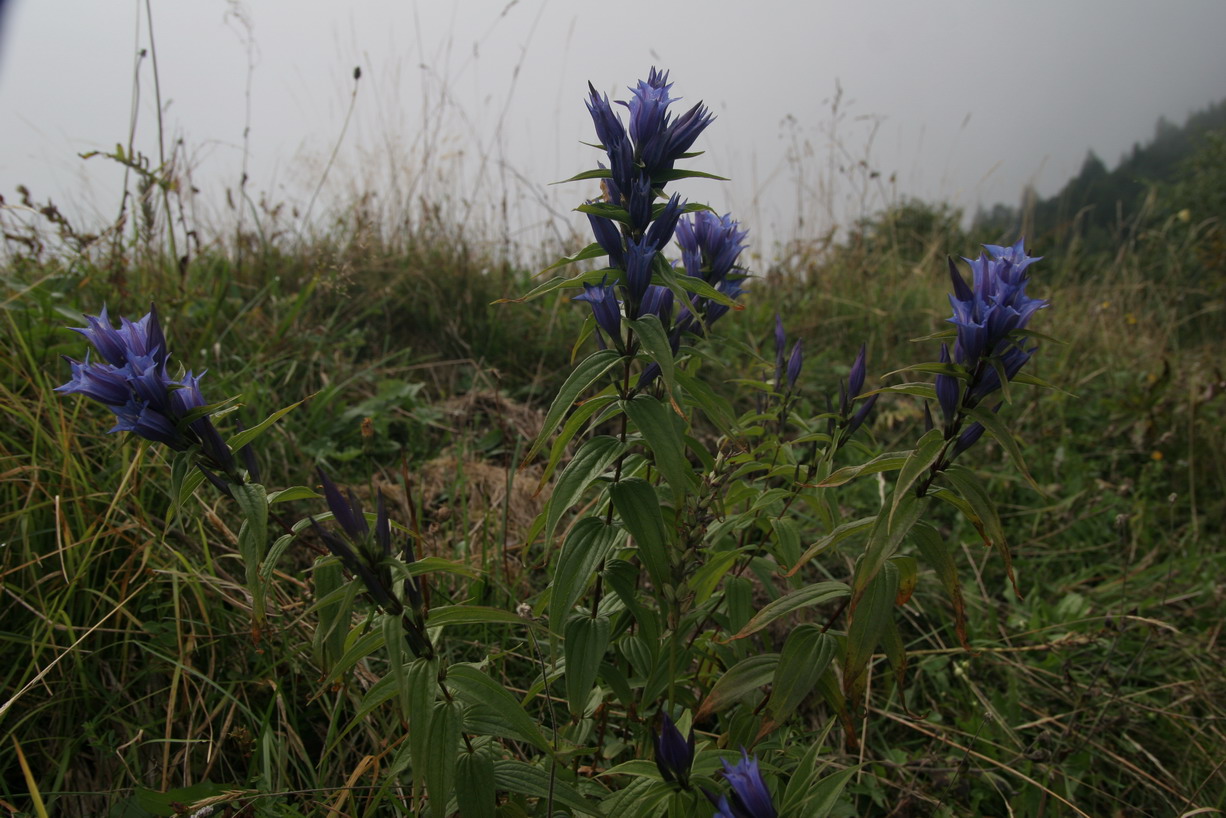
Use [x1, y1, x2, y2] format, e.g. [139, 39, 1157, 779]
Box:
[317, 468, 364, 542]
[586, 83, 627, 152]
[639, 284, 674, 325]
[786, 340, 803, 390]
[846, 393, 879, 438]
[628, 173, 654, 233]
[654, 712, 695, 788]
[645, 193, 685, 252]
[952, 421, 986, 458]
[624, 237, 657, 306]
[587, 213, 625, 269]
[936, 343, 960, 430]
[847, 344, 868, 404]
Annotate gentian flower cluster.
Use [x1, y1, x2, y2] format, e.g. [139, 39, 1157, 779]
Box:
[56, 305, 237, 481]
[935, 239, 1048, 454]
[312, 468, 432, 658]
[577, 70, 748, 355]
[708, 750, 777, 818]
[654, 712, 695, 789]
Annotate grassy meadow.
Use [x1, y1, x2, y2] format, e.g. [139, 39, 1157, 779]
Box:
[2, 124, 1225, 818]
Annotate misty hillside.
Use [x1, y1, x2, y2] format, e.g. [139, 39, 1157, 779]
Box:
[976, 97, 1226, 255]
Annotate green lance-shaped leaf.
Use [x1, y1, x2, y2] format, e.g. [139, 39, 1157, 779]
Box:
[787, 517, 876, 577]
[496, 265, 617, 305]
[232, 482, 270, 626]
[963, 403, 1043, 492]
[694, 653, 780, 721]
[767, 626, 838, 725]
[550, 517, 621, 630]
[725, 581, 850, 642]
[817, 451, 912, 487]
[889, 427, 946, 526]
[624, 394, 696, 503]
[455, 748, 497, 818]
[425, 699, 462, 818]
[850, 492, 926, 604]
[911, 522, 969, 648]
[445, 664, 552, 753]
[228, 398, 305, 452]
[610, 478, 672, 593]
[524, 348, 623, 465]
[842, 560, 899, 727]
[939, 464, 1020, 597]
[565, 614, 612, 720]
[540, 391, 619, 489]
[323, 626, 386, 686]
[676, 368, 737, 436]
[629, 314, 677, 401]
[544, 434, 626, 546]
[311, 559, 349, 667]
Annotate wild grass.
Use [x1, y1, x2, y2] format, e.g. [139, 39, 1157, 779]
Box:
[2, 112, 1224, 818]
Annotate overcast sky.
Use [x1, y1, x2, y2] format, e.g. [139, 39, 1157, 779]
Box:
[1, 0, 1224, 258]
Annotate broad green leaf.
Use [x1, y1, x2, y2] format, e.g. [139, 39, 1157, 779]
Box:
[540, 392, 619, 489]
[406, 658, 438, 778]
[610, 478, 672, 593]
[817, 451, 911, 487]
[767, 626, 837, 724]
[425, 699, 462, 818]
[537, 242, 606, 274]
[890, 555, 918, 605]
[676, 369, 736, 436]
[565, 615, 612, 720]
[726, 581, 850, 641]
[911, 522, 968, 648]
[493, 759, 604, 815]
[695, 653, 780, 721]
[545, 434, 625, 546]
[889, 428, 946, 526]
[797, 767, 858, 818]
[842, 560, 899, 722]
[555, 168, 612, 183]
[687, 547, 745, 605]
[455, 748, 497, 818]
[428, 604, 534, 630]
[550, 517, 620, 628]
[524, 349, 623, 465]
[866, 382, 938, 401]
[624, 394, 695, 502]
[652, 168, 730, 182]
[266, 485, 320, 504]
[577, 201, 631, 224]
[322, 627, 385, 686]
[496, 266, 617, 304]
[446, 664, 552, 753]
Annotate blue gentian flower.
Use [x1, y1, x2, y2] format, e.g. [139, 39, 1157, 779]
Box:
[935, 343, 960, 430]
[57, 305, 235, 477]
[712, 750, 777, 818]
[573, 277, 623, 346]
[654, 712, 695, 789]
[947, 239, 1047, 374]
